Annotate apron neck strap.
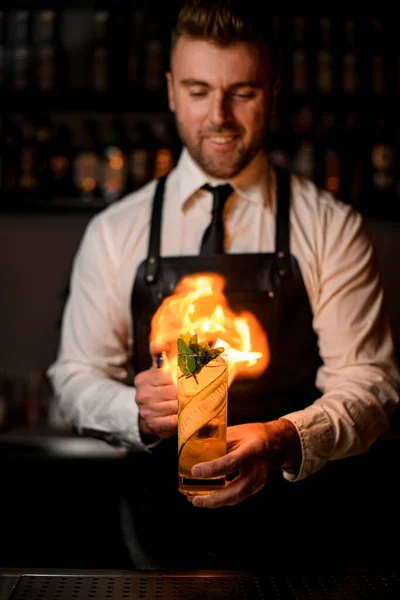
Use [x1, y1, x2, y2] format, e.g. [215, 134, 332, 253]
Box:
[144, 175, 167, 284]
[274, 166, 292, 279]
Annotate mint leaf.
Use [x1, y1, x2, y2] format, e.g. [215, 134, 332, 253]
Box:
[177, 336, 189, 355]
[177, 334, 225, 381]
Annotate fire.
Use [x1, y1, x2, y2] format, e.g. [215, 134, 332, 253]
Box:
[150, 273, 269, 386]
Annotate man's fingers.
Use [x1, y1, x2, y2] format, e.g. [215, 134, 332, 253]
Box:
[150, 400, 178, 416]
[155, 414, 178, 435]
[191, 454, 239, 478]
[150, 367, 174, 385]
[150, 383, 177, 402]
[135, 367, 173, 388]
[189, 475, 248, 508]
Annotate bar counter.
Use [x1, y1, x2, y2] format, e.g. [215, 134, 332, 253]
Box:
[1, 567, 400, 599]
[1, 420, 400, 576]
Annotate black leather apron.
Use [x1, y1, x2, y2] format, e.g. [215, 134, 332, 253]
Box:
[120, 166, 325, 570]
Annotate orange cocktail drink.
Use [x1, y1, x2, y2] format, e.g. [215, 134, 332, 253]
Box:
[177, 336, 228, 495]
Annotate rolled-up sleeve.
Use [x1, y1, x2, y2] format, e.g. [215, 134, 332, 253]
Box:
[283, 203, 400, 481]
[47, 214, 149, 452]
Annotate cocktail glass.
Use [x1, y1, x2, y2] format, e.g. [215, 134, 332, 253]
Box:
[177, 353, 228, 495]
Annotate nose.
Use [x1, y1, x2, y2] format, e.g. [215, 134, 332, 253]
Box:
[209, 92, 231, 127]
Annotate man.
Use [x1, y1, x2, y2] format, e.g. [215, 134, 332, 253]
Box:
[48, 0, 399, 570]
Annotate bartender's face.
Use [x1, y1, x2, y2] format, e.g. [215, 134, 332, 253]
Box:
[167, 36, 278, 179]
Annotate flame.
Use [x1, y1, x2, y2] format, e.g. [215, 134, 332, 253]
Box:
[150, 273, 269, 386]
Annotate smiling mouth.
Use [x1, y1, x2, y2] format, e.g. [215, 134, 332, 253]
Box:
[206, 135, 239, 146]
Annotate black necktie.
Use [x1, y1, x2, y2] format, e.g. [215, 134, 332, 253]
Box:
[199, 183, 233, 255]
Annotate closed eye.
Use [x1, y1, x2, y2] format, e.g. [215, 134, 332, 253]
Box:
[233, 92, 255, 99]
[189, 90, 208, 97]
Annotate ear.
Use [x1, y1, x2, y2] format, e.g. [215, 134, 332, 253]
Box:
[166, 72, 176, 113]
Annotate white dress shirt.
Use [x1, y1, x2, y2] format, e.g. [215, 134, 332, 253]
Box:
[47, 147, 400, 482]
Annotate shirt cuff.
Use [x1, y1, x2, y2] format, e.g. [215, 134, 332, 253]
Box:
[115, 399, 158, 453]
[280, 406, 334, 481]
[108, 387, 163, 453]
[72, 383, 154, 454]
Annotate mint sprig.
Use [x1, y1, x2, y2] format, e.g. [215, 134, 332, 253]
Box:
[177, 334, 224, 383]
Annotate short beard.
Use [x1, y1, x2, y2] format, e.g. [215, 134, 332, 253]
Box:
[175, 118, 263, 179]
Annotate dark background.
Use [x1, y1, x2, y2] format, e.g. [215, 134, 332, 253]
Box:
[1, 5, 400, 571]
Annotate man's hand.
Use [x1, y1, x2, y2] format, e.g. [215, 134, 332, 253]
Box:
[187, 418, 302, 508]
[134, 363, 178, 444]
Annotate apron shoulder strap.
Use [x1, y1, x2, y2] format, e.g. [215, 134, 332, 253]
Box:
[274, 166, 292, 279]
[144, 175, 167, 284]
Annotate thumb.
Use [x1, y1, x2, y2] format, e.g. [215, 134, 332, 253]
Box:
[150, 340, 170, 358]
[150, 340, 173, 372]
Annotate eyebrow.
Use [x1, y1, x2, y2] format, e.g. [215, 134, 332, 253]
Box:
[179, 78, 264, 89]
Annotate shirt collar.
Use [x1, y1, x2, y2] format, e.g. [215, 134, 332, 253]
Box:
[175, 147, 274, 211]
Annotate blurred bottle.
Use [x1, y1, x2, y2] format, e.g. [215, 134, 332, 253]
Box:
[341, 19, 359, 95]
[128, 121, 155, 190]
[151, 118, 176, 179]
[340, 111, 362, 207]
[35, 117, 53, 195]
[143, 21, 165, 93]
[267, 114, 292, 170]
[24, 370, 42, 427]
[32, 9, 59, 91]
[291, 16, 309, 94]
[127, 8, 145, 89]
[1, 118, 20, 192]
[316, 17, 334, 95]
[315, 111, 341, 198]
[370, 19, 386, 96]
[91, 10, 110, 92]
[37, 370, 53, 426]
[362, 115, 398, 218]
[7, 10, 32, 91]
[271, 15, 281, 37]
[18, 118, 39, 193]
[100, 119, 128, 203]
[291, 105, 315, 180]
[60, 10, 92, 90]
[7, 375, 26, 428]
[292, 139, 315, 181]
[323, 132, 341, 199]
[73, 119, 102, 201]
[49, 123, 75, 196]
